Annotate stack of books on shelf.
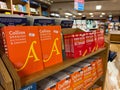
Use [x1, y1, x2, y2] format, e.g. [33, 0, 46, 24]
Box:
[0, 1, 8, 9]
[13, 4, 26, 12]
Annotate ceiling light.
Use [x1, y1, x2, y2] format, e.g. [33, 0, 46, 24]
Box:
[65, 12, 72, 16]
[100, 15, 103, 17]
[73, 15, 76, 18]
[109, 14, 112, 17]
[55, 14, 60, 17]
[50, 13, 60, 17]
[65, 16, 69, 18]
[51, 1, 53, 3]
[82, 15, 86, 17]
[91, 15, 94, 17]
[78, 13, 82, 15]
[89, 13, 93, 15]
[96, 5, 102, 10]
[50, 13, 55, 16]
[101, 12, 105, 15]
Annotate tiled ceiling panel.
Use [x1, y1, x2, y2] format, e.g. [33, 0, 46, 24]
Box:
[51, 0, 120, 18]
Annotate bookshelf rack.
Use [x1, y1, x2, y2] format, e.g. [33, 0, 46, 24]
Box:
[0, 41, 109, 90]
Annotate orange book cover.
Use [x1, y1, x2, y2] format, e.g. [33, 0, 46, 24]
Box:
[2, 26, 44, 77]
[96, 58, 103, 77]
[39, 26, 63, 68]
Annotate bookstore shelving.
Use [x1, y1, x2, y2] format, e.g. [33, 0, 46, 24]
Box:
[0, 36, 109, 90]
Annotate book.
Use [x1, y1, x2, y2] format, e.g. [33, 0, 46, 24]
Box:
[38, 26, 63, 68]
[1, 26, 44, 77]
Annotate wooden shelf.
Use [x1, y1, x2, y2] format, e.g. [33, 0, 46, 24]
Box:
[0, 0, 50, 16]
[34, 0, 51, 5]
[13, 10, 28, 14]
[21, 48, 106, 87]
[13, 0, 28, 5]
[110, 33, 120, 43]
[0, 8, 11, 12]
[87, 74, 103, 89]
[30, 13, 40, 16]
[110, 41, 120, 44]
[0, 85, 4, 90]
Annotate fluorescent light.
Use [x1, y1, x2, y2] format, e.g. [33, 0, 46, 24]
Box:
[65, 16, 69, 18]
[51, 13, 60, 17]
[89, 13, 93, 15]
[73, 15, 76, 18]
[50, 13, 55, 16]
[82, 15, 86, 17]
[64, 12, 72, 16]
[78, 13, 82, 15]
[55, 14, 60, 17]
[96, 5, 102, 10]
[100, 15, 103, 17]
[109, 14, 112, 17]
[101, 12, 105, 15]
[51, 1, 53, 3]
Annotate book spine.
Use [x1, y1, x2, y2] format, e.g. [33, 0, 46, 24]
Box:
[64, 35, 70, 58]
[70, 34, 74, 58]
[1, 28, 8, 56]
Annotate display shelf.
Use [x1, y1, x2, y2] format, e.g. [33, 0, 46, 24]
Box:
[0, 50, 21, 90]
[110, 33, 120, 43]
[0, 0, 50, 16]
[110, 41, 120, 43]
[30, 13, 40, 16]
[0, 31, 109, 90]
[0, 85, 4, 90]
[34, 0, 51, 5]
[21, 48, 106, 87]
[0, 57, 13, 90]
[87, 75, 103, 89]
[0, 8, 11, 11]
[13, 10, 28, 14]
[12, 0, 28, 5]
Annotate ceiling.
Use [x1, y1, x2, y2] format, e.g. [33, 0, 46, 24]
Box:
[51, 0, 120, 19]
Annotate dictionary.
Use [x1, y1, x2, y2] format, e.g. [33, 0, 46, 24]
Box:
[39, 26, 63, 68]
[1, 26, 44, 77]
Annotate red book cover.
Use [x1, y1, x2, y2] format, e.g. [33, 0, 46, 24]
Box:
[70, 32, 87, 58]
[63, 34, 71, 58]
[85, 32, 96, 54]
[92, 30, 98, 51]
[96, 30, 105, 49]
[1, 26, 44, 77]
